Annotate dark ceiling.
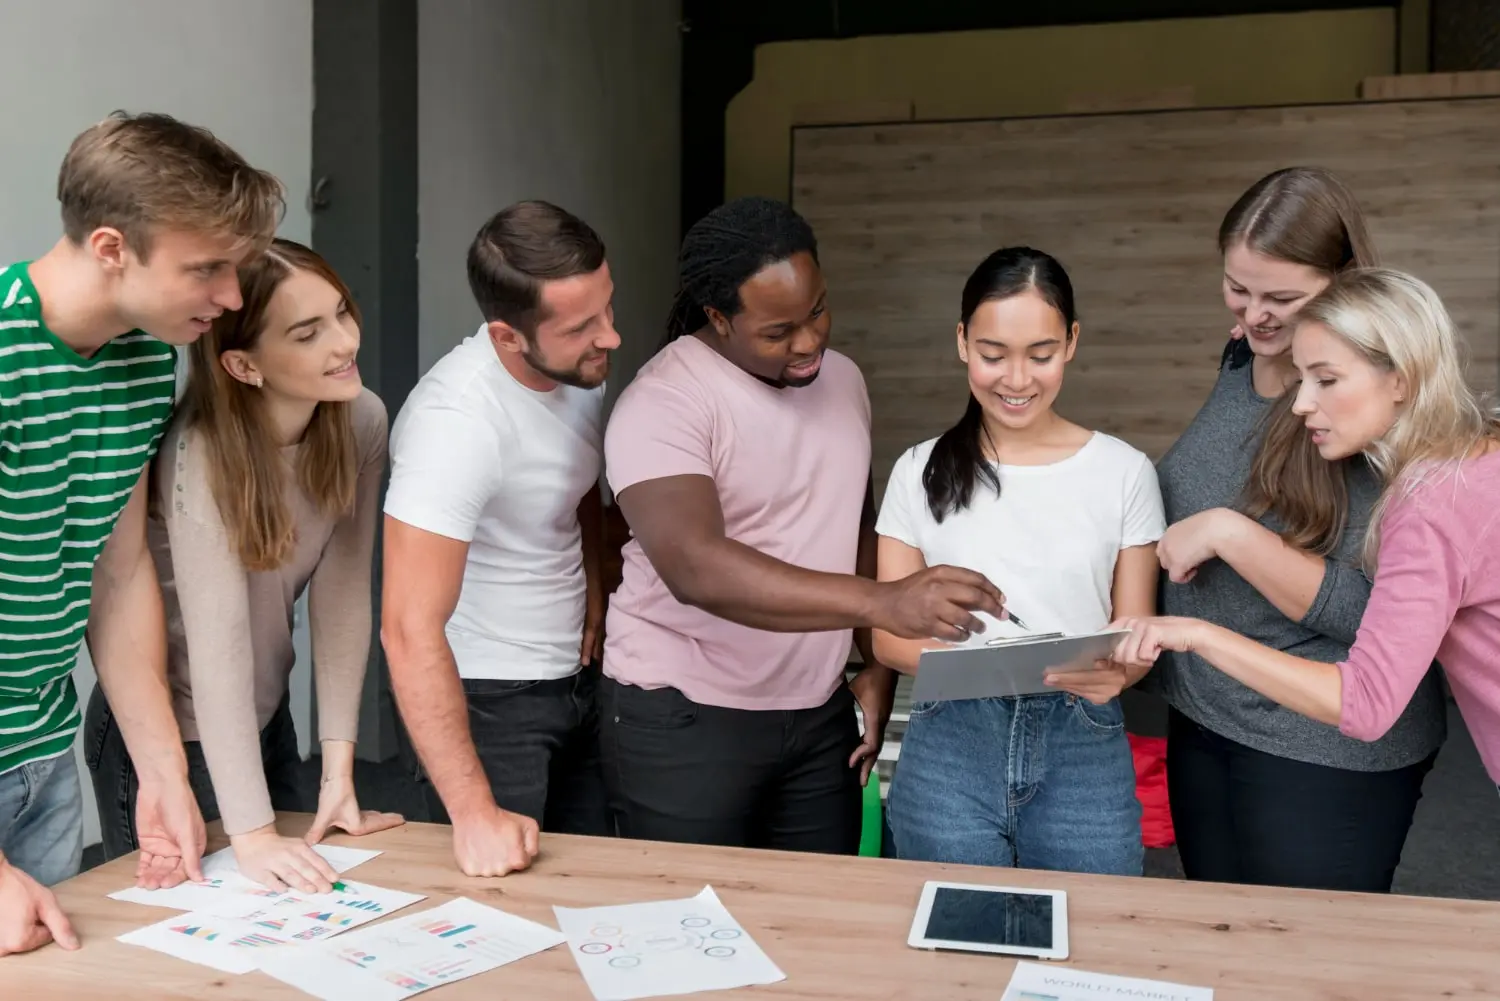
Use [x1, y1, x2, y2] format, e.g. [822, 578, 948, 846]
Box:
[678, 0, 1400, 231]
[682, 0, 1386, 41]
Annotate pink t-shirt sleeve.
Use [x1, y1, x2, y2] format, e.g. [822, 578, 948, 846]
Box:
[1338, 502, 1465, 742]
[605, 379, 714, 496]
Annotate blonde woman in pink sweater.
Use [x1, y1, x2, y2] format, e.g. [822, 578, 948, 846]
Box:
[1113, 268, 1500, 790]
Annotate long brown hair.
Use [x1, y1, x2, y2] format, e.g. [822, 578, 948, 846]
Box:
[1227, 168, 1379, 555]
[178, 239, 359, 571]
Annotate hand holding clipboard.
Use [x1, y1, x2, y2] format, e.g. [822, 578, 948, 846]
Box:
[911, 627, 1133, 703]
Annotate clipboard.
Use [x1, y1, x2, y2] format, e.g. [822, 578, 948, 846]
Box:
[910, 629, 1130, 702]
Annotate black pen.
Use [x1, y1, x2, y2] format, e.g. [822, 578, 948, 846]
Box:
[1006, 610, 1031, 631]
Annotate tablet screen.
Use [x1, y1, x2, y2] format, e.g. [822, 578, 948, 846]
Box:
[923, 887, 1054, 950]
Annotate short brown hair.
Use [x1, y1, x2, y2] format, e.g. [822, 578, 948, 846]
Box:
[58, 111, 285, 258]
[177, 239, 358, 571]
[466, 200, 606, 333]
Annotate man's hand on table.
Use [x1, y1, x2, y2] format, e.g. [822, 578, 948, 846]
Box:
[453, 805, 539, 877]
[0, 853, 77, 957]
[133, 773, 206, 890]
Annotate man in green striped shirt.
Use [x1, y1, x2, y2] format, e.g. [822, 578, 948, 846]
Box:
[0, 112, 283, 957]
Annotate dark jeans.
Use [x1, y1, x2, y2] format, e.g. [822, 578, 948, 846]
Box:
[419, 669, 609, 836]
[599, 676, 863, 854]
[84, 685, 305, 862]
[1167, 707, 1435, 893]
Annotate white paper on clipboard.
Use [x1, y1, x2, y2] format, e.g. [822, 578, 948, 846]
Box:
[910, 629, 1130, 702]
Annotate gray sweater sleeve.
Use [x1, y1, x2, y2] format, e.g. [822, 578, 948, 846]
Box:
[1297, 557, 1372, 646]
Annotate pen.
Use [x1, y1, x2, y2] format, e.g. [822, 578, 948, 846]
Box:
[331, 881, 348, 892]
[1006, 610, 1030, 631]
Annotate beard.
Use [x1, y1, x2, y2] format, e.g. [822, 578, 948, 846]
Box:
[522, 344, 609, 389]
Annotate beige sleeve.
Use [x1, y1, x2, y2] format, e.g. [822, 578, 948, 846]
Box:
[308, 390, 389, 746]
[162, 434, 277, 836]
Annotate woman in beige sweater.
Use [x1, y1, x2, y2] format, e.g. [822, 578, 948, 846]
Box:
[84, 239, 402, 892]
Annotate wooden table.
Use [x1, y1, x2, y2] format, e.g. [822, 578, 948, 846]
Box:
[11, 813, 1500, 999]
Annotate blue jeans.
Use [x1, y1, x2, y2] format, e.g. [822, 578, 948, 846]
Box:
[887, 693, 1143, 876]
[0, 752, 84, 887]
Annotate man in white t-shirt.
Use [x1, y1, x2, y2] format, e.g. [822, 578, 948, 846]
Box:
[382, 201, 619, 877]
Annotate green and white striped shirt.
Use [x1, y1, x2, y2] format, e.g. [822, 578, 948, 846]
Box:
[0, 261, 176, 775]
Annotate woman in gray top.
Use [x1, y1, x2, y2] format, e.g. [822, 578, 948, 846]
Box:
[1147, 168, 1446, 893]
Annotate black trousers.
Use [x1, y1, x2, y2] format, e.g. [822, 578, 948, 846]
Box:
[84, 685, 306, 861]
[419, 669, 610, 837]
[1167, 707, 1435, 893]
[599, 676, 863, 854]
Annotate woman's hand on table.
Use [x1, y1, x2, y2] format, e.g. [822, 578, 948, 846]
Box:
[304, 772, 405, 846]
[229, 824, 340, 894]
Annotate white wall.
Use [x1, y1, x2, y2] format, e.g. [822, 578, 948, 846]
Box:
[0, 0, 314, 850]
[417, 0, 683, 399]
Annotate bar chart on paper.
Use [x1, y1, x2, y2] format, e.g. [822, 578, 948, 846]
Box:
[117, 880, 427, 974]
[256, 897, 567, 1001]
[108, 843, 384, 911]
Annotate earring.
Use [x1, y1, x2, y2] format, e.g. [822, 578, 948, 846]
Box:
[253, 375, 263, 388]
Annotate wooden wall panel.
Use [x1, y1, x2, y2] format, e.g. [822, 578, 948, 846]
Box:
[791, 98, 1500, 499]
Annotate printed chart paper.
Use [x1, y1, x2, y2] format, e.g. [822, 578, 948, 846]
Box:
[1002, 961, 1214, 1001]
[109, 843, 382, 910]
[554, 885, 785, 1001]
[256, 896, 567, 1000]
[117, 878, 424, 974]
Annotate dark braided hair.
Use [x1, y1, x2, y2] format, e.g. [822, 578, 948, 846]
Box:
[661, 196, 819, 350]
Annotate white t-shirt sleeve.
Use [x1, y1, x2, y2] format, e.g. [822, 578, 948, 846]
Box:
[1121, 451, 1167, 549]
[384, 404, 501, 543]
[874, 446, 925, 549]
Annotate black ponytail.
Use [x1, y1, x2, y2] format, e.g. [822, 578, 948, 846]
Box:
[922, 246, 1077, 523]
[922, 397, 1000, 523]
[658, 196, 819, 353]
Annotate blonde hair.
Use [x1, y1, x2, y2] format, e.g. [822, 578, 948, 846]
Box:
[176, 240, 358, 571]
[1231, 168, 1379, 556]
[58, 111, 284, 258]
[1296, 268, 1500, 568]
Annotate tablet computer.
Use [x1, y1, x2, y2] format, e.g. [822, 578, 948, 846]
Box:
[907, 881, 1069, 960]
[911, 629, 1128, 701]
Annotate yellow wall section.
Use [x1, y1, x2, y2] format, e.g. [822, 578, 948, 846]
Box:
[726, 8, 1398, 201]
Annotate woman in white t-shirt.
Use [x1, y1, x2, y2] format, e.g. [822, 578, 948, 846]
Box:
[873, 247, 1165, 875]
